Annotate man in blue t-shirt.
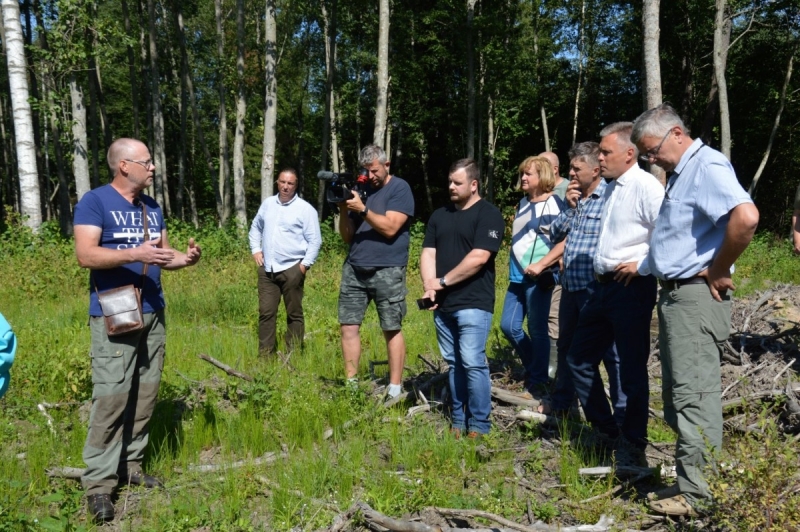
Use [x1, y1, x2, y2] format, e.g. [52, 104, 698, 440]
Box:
[420, 158, 505, 437]
[73, 138, 202, 524]
[337, 145, 414, 399]
[633, 104, 758, 517]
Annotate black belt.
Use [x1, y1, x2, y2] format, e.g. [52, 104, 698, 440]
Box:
[594, 272, 616, 283]
[658, 276, 706, 291]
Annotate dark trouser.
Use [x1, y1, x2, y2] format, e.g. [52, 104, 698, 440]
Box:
[566, 275, 657, 446]
[551, 286, 626, 425]
[258, 263, 306, 354]
[658, 283, 728, 504]
[82, 311, 166, 495]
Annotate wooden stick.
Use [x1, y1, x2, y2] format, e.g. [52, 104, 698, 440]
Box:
[198, 353, 254, 381]
[773, 358, 796, 384]
[491, 387, 540, 408]
[46, 467, 84, 480]
[175, 451, 287, 473]
[37, 403, 57, 435]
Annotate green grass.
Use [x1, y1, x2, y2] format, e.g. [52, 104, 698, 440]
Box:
[0, 223, 797, 529]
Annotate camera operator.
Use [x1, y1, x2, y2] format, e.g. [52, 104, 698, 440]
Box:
[337, 144, 415, 399]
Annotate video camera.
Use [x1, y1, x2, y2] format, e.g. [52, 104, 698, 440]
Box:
[317, 169, 369, 211]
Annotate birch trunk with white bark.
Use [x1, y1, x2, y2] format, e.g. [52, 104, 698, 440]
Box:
[2, 0, 41, 230]
[233, 0, 247, 230]
[714, 0, 732, 158]
[261, 0, 277, 202]
[69, 75, 91, 201]
[372, 0, 390, 146]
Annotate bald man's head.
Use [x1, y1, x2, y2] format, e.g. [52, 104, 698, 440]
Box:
[538, 151, 560, 176]
[107, 138, 147, 177]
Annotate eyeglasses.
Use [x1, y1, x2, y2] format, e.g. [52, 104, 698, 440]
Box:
[124, 158, 154, 169]
[639, 129, 672, 163]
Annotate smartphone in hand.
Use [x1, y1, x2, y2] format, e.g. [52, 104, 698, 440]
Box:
[416, 297, 435, 310]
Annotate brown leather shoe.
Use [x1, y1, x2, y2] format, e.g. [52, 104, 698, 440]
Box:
[648, 494, 698, 517]
[87, 493, 114, 523]
[120, 471, 164, 489]
[450, 427, 462, 439]
[466, 431, 483, 440]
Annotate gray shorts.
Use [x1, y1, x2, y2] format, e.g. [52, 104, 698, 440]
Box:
[338, 262, 407, 330]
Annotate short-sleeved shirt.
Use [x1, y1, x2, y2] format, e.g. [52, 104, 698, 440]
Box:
[347, 176, 415, 267]
[552, 178, 568, 200]
[649, 139, 754, 280]
[509, 195, 564, 283]
[794, 181, 800, 211]
[73, 185, 167, 316]
[422, 199, 505, 313]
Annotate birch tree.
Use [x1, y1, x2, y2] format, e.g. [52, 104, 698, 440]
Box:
[69, 74, 91, 200]
[147, 0, 169, 213]
[261, 0, 277, 202]
[642, 0, 665, 184]
[318, 0, 335, 215]
[713, 0, 732, 158]
[232, 0, 247, 230]
[2, 0, 41, 230]
[216, 0, 231, 223]
[372, 0, 390, 146]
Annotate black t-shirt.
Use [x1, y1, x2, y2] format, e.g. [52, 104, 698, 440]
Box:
[347, 176, 415, 267]
[422, 199, 505, 313]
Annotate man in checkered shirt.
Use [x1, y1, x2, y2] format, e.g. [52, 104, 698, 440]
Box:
[540, 141, 625, 422]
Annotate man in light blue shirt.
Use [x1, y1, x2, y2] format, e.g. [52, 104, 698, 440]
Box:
[632, 104, 759, 517]
[249, 168, 321, 355]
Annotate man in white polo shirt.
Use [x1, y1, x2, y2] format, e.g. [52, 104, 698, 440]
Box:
[565, 122, 664, 461]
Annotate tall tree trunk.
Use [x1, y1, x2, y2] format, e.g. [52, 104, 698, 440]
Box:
[216, 0, 231, 224]
[318, 0, 336, 217]
[47, 76, 71, 235]
[417, 135, 433, 213]
[175, 3, 219, 217]
[121, 0, 140, 138]
[571, 0, 586, 146]
[261, 0, 277, 203]
[2, 0, 41, 230]
[147, 0, 169, 213]
[533, 10, 549, 151]
[749, 50, 794, 197]
[69, 74, 91, 201]
[372, 0, 390, 146]
[642, 0, 665, 184]
[87, 59, 101, 189]
[176, 13, 187, 220]
[233, 0, 247, 230]
[20, 0, 46, 219]
[0, 94, 11, 215]
[486, 93, 497, 203]
[713, 0, 731, 158]
[466, 0, 477, 158]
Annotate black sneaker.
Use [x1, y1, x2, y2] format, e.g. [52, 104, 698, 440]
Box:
[87, 493, 114, 523]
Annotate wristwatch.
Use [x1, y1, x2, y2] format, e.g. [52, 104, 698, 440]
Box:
[439, 277, 447, 288]
[359, 207, 369, 218]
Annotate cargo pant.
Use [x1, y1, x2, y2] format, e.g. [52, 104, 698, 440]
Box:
[658, 283, 729, 505]
[82, 310, 166, 495]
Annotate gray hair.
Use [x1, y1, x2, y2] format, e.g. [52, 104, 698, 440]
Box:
[568, 141, 600, 167]
[631, 103, 687, 144]
[107, 138, 145, 177]
[358, 144, 388, 167]
[599, 121, 638, 157]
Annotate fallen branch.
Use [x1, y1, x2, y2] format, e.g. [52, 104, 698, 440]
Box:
[384, 373, 448, 408]
[492, 387, 540, 408]
[46, 467, 84, 480]
[37, 403, 57, 435]
[773, 358, 797, 384]
[198, 353, 254, 382]
[175, 451, 287, 473]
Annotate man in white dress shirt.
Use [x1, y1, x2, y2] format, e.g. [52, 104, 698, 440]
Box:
[249, 168, 322, 355]
[565, 122, 664, 460]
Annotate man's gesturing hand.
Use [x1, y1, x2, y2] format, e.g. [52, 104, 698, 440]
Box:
[136, 237, 174, 266]
[185, 238, 202, 266]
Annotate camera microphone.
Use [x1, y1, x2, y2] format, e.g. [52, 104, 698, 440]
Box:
[317, 170, 353, 181]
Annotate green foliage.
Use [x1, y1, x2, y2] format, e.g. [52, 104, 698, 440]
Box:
[732, 232, 800, 296]
[708, 415, 800, 530]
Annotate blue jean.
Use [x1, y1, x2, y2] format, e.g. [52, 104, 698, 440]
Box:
[499, 280, 552, 389]
[566, 276, 657, 446]
[551, 287, 626, 425]
[434, 308, 493, 434]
